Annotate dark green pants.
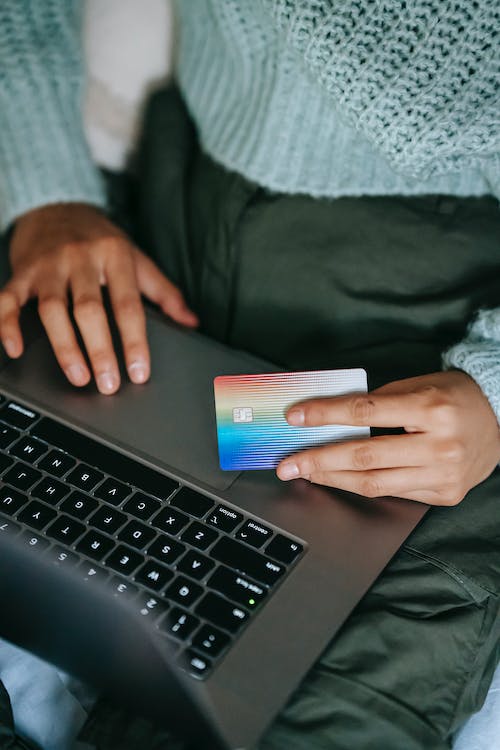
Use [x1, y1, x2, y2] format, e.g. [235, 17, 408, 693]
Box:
[126, 87, 500, 750]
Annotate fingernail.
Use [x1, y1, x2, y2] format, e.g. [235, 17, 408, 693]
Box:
[128, 360, 149, 384]
[278, 462, 300, 481]
[3, 338, 18, 357]
[97, 372, 119, 394]
[287, 409, 304, 426]
[65, 364, 88, 385]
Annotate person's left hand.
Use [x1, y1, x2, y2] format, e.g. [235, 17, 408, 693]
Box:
[276, 370, 500, 505]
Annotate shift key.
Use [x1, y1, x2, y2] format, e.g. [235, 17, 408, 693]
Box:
[210, 537, 284, 586]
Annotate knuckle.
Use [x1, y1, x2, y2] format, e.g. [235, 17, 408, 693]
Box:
[115, 294, 142, 320]
[360, 474, 384, 498]
[89, 349, 113, 369]
[418, 384, 441, 403]
[38, 296, 64, 319]
[350, 395, 374, 423]
[432, 402, 459, 430]
[352, 444, 374, 470]
[0, 290, 17, 309]
[439, 439, 465, 464]
[73, 296, 102, 321]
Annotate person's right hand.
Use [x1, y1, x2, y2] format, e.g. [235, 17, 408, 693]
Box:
[0, 202, 199, 394]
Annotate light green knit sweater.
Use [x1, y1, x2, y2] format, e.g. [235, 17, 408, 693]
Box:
[0, 0, 499, 425]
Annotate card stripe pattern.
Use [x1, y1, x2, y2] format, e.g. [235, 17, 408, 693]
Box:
[214, 369, 369, 470]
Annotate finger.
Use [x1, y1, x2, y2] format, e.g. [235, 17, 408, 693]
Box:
[277, 434, 433, 479]
[286, 391, 426, 429]
[134, 252, 199, 327]
[277, 466, 441, 499]
[71, 268, 120, 395]
[0, 280, 28, 357]
[37, 281, 91, 387]
[106, 254, 150, 384]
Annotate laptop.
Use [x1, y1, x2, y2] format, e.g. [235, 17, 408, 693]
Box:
[0, 305, 427, 749]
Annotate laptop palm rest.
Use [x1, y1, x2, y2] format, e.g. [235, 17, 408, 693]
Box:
[0, 311, 275, 493]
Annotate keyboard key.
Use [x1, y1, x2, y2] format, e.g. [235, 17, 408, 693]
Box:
[46, 546, 79, 567]
[19, 530, 50, 552]
[192, 625, 230, 658]
[160, 607, 199, 641]
[135, 561, 174, 592]
[182, 649, 212, 678]
[236, 519, 273, 548]
[77, 562, 109, 584]
[165, 576, 203, 607]
[89, 506, 127, 535]
[207, 505, 243, 533]
[66, 464, 104, 492]
[18, 500, 57, 530]
[109, 577, 138, 599]
[4, 463, 41, 491]
[94, 477, 131, 506]
[177, 550, 214, 580]
[10, 436, 47, 464]
[32, 417, 179, 499]
[210, 537, 285, 586]
[170, 488, 214, 518]
[0, 517, 21, 537]
[207, 567, 266, 609]
[122, 492, 161, 521]
[118, 521, 156, 550]
[0, 453, 14, 475]
[135, 593, 169, 620]
[31, 477, 69, 505]
[38, 450, 76, 478]
[148, 535, 185, 565]
[180, 522, 218, 551]
[265, 534, 304, 564]
[195, 593, 249, 633]
[60, 492, 98, 520]
[105, 545, 144, 576]
[76, 530, 115, 560]
[0, 487, 27, 516]
[47, 515, 86, 545]
[153, 507, 189, 536]
[0, 423, 20, 450]
[0, 402, 39, 430]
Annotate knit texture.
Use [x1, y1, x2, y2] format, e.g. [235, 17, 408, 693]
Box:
[0, 0, 106, 232]
[175, 0, 498, 201]
[443, 309, 500, 428]
[0, 0, 499, 426]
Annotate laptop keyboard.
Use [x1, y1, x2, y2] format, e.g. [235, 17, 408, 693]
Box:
[0, 395, 305, 679]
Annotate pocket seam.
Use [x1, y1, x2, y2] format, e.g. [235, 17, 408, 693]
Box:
[403, 544, 497, 603]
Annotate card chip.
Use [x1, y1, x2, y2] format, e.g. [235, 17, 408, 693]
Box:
[233, 407, 253, 423]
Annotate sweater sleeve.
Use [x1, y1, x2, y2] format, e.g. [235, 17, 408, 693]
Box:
[266, 0, 500, 183]
[442, 308, 500, 427]
[0, 0, 106, 231]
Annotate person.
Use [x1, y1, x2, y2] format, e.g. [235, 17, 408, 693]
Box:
[0, 1, 499, 749]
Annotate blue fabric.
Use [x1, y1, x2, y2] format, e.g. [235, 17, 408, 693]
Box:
[0, 639, 95, 750]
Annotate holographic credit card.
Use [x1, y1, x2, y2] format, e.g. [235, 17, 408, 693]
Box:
[214, 368, 369, 471]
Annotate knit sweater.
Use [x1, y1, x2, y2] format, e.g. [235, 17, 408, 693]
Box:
[0, 0, 499, 427]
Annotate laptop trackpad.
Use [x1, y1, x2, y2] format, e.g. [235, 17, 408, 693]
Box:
[0, 314, 273, 492]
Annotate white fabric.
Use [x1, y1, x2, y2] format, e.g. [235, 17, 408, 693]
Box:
[83, 0, 174, 171]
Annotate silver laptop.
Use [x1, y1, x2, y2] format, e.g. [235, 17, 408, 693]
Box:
[0, 305, 426, 749]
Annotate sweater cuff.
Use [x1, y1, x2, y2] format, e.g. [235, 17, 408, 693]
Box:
[442, 309, 500, 427]
[0, 87, 107, 231]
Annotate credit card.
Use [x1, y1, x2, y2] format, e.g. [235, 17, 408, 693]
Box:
[214, 368, 369, 470]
